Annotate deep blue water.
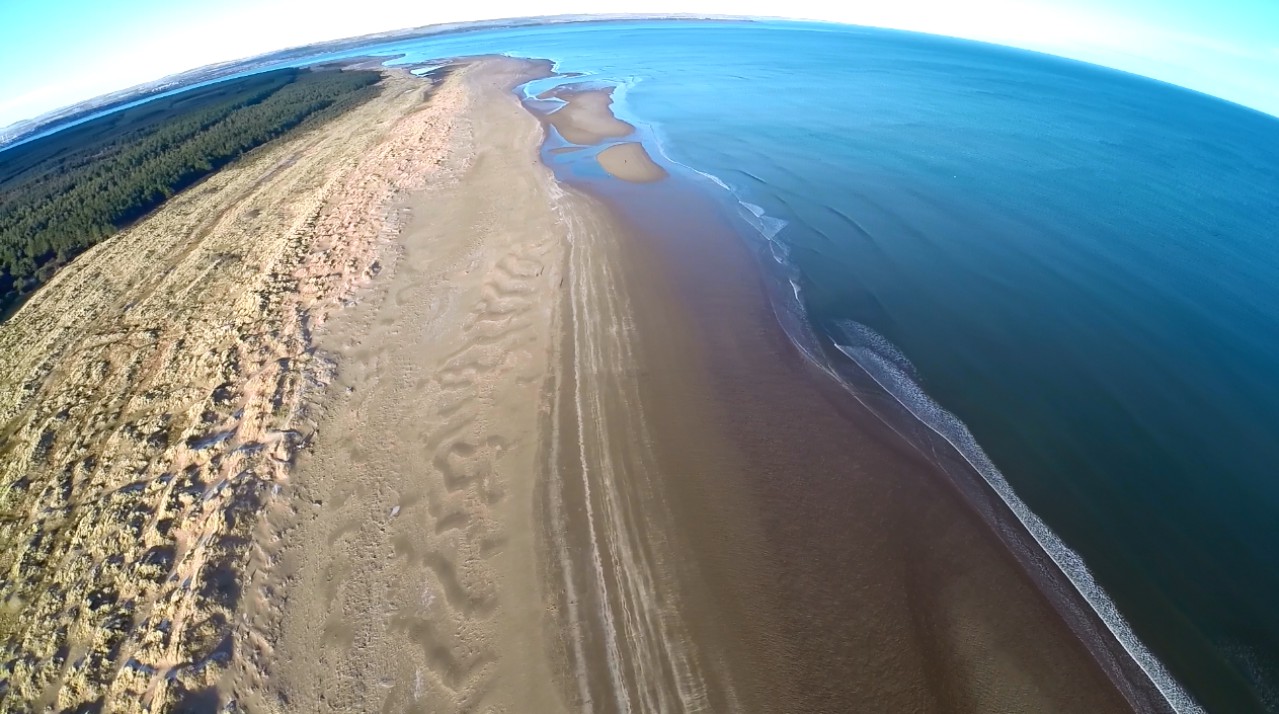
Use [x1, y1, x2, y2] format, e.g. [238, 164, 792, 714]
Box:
[32, 19, 1279, 712]
[380, 21, 1279, 713]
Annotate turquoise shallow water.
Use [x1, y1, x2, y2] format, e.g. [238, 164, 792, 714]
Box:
[22, 19, 1279, 712]
[376, 21, 1279, 712]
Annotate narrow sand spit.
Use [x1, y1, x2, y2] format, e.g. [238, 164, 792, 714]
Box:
[244, 56, 569, 714]
[250, 57, 725, 713]
[0, 68, 465, 711]
[0, 50, 1170, 714]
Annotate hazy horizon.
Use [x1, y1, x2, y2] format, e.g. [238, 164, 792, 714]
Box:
[1, 0, 1277, 130]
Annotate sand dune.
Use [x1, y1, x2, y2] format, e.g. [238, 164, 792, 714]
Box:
[0, 67, 465, 711]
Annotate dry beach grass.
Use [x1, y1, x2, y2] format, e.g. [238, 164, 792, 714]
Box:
[0, 67, 464, 712]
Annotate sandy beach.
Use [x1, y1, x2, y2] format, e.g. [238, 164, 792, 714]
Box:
[596, 143, 668, 182]
[0, 50, 1176, 714]
[242, 57, 724, 713]
[240, 57, 580, 713]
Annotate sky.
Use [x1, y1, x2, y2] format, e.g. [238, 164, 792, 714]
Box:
[0, 0, 1276, 128]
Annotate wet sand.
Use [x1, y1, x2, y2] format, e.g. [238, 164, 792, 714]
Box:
[535, 77, 1174, 712]
[541, 87, 636, 145]
[601, 180, 1151, 712]
[596, 142, 668, 182]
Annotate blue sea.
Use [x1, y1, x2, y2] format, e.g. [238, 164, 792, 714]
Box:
[45, 19, 1279, 712]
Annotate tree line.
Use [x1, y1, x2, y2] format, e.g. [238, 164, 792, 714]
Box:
[0, 67, 383, 317]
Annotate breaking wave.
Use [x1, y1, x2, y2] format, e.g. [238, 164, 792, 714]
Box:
[829, 319, 1202, 712]
[682, 167, 1203, 714]
[530, 66, 1200, 711]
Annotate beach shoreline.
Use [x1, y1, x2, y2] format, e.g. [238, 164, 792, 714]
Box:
[526, 68, 1185, 712]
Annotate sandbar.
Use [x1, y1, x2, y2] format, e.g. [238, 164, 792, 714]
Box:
[541, 87, 635, 144]
[596, 142, 668, 182]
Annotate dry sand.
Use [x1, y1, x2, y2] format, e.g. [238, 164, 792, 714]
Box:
[0, 47, 1165, 714]
[239, 57, 572, 714]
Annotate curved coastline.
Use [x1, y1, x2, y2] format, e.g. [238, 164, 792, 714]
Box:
[516, 59, 1201, 713]
[659, 133, 1203, 714]
[827, 319, 1203, 713]
[692, 162, 1203, 713]
[4, 19, 1268, 711]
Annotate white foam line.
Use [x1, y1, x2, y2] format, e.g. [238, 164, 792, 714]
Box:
[690, 167, 732, 192]
[831, 333, 1204, 714]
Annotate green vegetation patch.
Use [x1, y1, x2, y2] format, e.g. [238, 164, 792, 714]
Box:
[0, 67, 383, 317]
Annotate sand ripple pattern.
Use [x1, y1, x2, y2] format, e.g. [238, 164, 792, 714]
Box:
[0, 71, 461, 712]
[252, 58, 732, 714]
[246, 58, 568, 714]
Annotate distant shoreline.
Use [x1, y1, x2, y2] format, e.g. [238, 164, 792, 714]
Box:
[0, 15, 759, 152]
